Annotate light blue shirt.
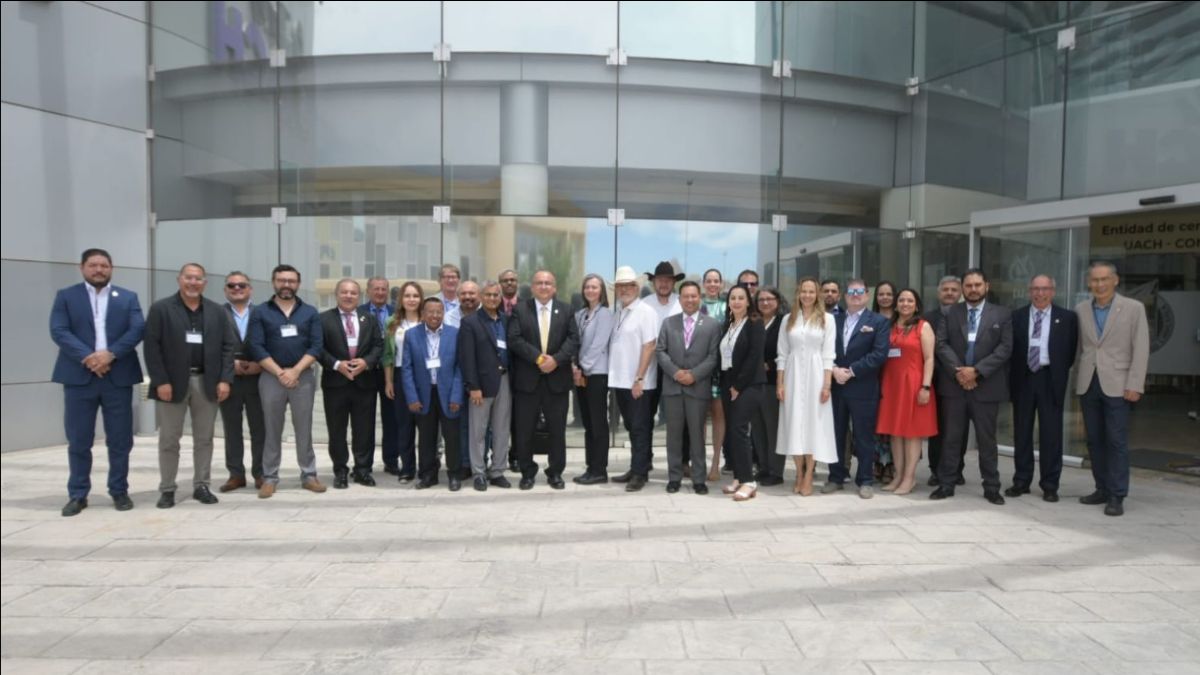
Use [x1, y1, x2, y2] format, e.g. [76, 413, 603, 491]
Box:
[228, 302, 252, 341]
[1093, 299, 1112, 337]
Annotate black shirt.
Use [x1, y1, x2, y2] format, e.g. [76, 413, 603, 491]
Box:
[185, 300, 204, 370]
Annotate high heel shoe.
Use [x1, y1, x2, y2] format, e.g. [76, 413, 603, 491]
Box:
[733, 483, 757, 501]
[881, 480, 900, 492]
[722, 481, 740, 495]
[893, 480, 915, 496]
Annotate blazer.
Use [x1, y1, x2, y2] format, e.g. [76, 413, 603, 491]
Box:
[401, 323, 463, 417]
[318, 306, 383, 390]
[763, 315, 783, 386]
[144, 293, 238, 402]
[50, 283, 145, 387]
[721, 318, 767, 392]
[459, 310, 508, 398]
[1074, 293, 1150, 397]
[507, 297, 580, 394]
[935, 301, 1013, 402]
[656, 311, 721, 399]
[1010, 303, 1078, 404]
[833, 309, 891, 400]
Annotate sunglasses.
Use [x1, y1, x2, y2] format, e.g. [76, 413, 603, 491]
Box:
[743, 281, 759, 287]
[226, 283, 249, 290]
[845, 289, 866, 296]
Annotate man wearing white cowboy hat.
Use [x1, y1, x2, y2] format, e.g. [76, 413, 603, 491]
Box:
[609, 265, 661, 491]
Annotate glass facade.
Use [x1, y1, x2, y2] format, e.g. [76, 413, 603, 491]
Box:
[146, 1, 1200, 462]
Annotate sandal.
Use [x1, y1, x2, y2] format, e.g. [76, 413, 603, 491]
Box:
[733, 483, 757, 501]
[722, 481, 740, 495]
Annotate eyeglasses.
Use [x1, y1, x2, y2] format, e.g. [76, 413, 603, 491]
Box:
[226, 283, 249, 290]
[743, 281, 759, 288]
[845, 289, 867, 296]
[758, 296, 777, 303]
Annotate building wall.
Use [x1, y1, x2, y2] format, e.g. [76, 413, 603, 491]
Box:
[1, 1, 150, 451]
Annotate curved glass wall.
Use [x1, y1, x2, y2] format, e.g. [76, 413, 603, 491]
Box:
[150, 0, 1199, 451]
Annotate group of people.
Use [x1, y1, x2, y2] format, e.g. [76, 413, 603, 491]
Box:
[51, 248, 1149, 519]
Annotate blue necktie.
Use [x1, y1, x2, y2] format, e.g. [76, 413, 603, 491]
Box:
[1028, 309, 1044, 372]
[965, 307, 979, 366]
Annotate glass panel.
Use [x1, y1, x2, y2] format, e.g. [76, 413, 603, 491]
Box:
[784, 0, 913, 84]
[151, 1, 279, 221]
[153, 217, 279, 301]
[285, 0, 440, 56]
[444, 1, 616, 55]
[619, 0, 778, 66]
[1062, 2, 1200, 198]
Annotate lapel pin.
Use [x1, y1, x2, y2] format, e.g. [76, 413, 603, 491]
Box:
[111, 291, 119, 297]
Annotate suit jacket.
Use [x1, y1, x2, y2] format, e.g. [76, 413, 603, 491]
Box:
[1074, 293, 1150, 397]
[144, 293, 238, 402]
[507, 297, 580, 394]
[763, 316, 783, 386]
[833, 309, 891, 400]
[656, 311, 721, 399]
[401, 323, 463, 417]
[318, 307, 383, 390]
[936, 301, 1013, 402]
[723, 318, 767, 392]
[459, 310, 507, 398]
[1010, 303, 1078, 404]
[50, 283, 145, 387]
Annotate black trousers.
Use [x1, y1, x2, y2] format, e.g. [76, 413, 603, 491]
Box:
[576, 375, 610, 475]
[928, 393, 967, 477]
[939, 394, 1000, 492]
[323, 384, 377, 475]
[1011, 367, 1065, 491]
[614, 387, 653, 477]
[514, 379, 568, 479]
[720, 374, 760, 484]
[375, 370, 399, 470]
[750, 391, 784, 480]
[416, 385, 461, 482]
[220, 374, 264, 479]
[647, 386, 662, 464]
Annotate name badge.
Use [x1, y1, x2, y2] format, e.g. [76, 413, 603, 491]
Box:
[967, 332, 978, 343]
[185, 330, 203, 345]
[888, 348, 901, 358]
[347, 336, 359, 348]
[426, 358, 441, 369]
[496, 339, 507, 350]
[281, 325, 299, 338]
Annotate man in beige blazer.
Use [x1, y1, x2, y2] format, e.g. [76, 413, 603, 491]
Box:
[1074, 261, 1150, 517]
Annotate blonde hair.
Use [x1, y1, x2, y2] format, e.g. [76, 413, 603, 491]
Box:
[787, 277, 826, 332]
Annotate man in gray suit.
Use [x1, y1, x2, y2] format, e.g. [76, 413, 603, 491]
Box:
[656, 281, 721, 495]
[1075, 261, 1150, 517]
[932, 268, 1013, 504]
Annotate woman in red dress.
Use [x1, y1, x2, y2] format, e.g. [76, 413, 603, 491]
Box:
[876, 288, 937, 495]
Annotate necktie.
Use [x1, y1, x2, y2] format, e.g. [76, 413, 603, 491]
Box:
[539, 305, 550, 355]
[344, 312, 357, 358]
[1028, 309, 1044, 372]
[965, 307, 979, 366]
[375, 306, 386, 330]
[684, 315, 694, 350]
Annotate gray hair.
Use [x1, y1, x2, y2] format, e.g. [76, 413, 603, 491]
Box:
[1029, 274, 1057, 287]
[335, 278, 361, 293]
[366, 276, 389, 288]
[1088, 260, 1118, 276]
[937, 275, 962, 287]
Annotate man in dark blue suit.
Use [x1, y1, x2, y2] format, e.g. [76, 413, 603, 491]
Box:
[823, 279, 891, 498]
[401, 297, 465, 490]
[50, 248, 145, 517]
[1006, 274, 1078, 502]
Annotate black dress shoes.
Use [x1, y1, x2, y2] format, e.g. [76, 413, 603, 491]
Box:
[383, 466, 401, 476]
[955, 475, 966, 486]
[333, 471, 350, 489]
[666, 481, 681, 494]
[612, 470, 634, 484]
[112, 493, 134, 511]
[489, 475, 512, 489]
[757, 475, 783, 487]
[548, 476, 566, 490]
[1104, 497, 1124, 516]
[193, 485, 219, 505]
[625, 475, 647, 492]
[415, 477, 437, 489]
[1079, 490, 1108, 505]
[926, 475, 940, 487]
[448, 476, 462, 492]
[984, 491, 1006, 505]
[1042, 489, 1059, 503]
[156, 492, 175, 509]
[1004, 485, 1030, 498]
[519, 477, 536, 490]
[929, 486, 955, 500]
[574, 472, 609, 485]
[353, 472, 376, 487]
[62, 498, 88, 517]
[693, 484, 709, 495]
[508, 458, 520, 473]
[474, 475, 488, 491]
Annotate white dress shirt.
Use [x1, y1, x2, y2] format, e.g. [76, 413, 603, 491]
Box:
[1029, 304, 1052, 367]
[86, 283, 112, 351]
[608, 299, 659, 389]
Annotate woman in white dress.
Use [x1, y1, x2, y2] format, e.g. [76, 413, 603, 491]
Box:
[775, 277, 837, 495]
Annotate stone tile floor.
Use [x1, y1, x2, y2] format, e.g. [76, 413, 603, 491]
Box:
[2, 437, 1199, 674]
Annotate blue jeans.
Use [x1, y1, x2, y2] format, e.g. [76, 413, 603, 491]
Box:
[1081, 373, 1131, 498]
[64, 378, 134, 499]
